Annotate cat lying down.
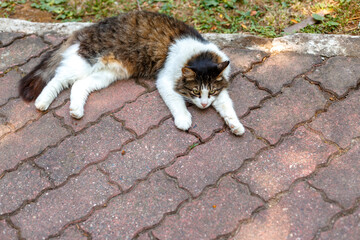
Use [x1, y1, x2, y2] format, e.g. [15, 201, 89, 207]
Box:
[19, 11, 245, 136]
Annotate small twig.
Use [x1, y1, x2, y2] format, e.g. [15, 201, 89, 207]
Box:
[349, 16, 360, 20]
[345, 26, 359, 32]
[137, 0, 142, 11]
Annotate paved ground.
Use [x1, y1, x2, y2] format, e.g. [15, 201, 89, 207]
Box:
[1, 27, 360, 240]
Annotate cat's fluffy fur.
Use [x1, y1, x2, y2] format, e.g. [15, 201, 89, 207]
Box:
[19, 11, 244, 135]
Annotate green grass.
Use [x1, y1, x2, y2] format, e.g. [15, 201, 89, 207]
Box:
[0, 0, 359, 37]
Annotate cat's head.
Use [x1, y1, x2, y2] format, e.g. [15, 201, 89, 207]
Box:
[176, 53, 230, 109]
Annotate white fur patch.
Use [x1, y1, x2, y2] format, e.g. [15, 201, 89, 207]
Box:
[35, 43, 129, 117]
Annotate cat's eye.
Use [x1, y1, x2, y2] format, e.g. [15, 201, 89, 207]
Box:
[209, 89, 217, 94]
[192, 89, 200, 94]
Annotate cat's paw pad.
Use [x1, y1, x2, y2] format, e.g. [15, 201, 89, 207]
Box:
[69, 105, 84, 119]
[174, 113, 192, 131]
[225, 117, 245, 136]
[35, 98, 50, 111]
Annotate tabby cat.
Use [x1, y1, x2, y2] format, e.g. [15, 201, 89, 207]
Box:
[19, 11, 245, 135]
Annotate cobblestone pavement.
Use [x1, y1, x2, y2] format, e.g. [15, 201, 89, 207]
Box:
[1, 31, 360, 240]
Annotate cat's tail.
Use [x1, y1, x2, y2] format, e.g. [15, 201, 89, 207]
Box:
[19, 36, 75, 101]
[19, 44, 62, 101]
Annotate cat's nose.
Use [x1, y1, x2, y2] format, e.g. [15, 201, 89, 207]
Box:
[201, 103, 207, 108]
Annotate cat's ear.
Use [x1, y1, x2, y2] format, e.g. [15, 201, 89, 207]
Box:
[217, 61, 230, 74]
[182, 66, 196, 79]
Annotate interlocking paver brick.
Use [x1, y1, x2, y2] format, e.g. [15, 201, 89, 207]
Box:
[309, 141, 360, 209]
[188, 106, 224, 141]
[245, 52, 322, 93]
[0, 220, 17, 240]
[11, 166, 119, 240]
[0, 32, 24, 46]
[0, 70, 21, 105]
[153, 176, 263, 239]
[49, 89, 70, 109]
[223, 48, 268, 74]
[310, 90, 360, 148]
[0, 98, 41, 138]
[166, 130, 265, 196]
[0, 114, 69, 173]
[0, 113, 11, 137]
[35, 116, 133, 185]
[0, 163, 51, 215]
[100, 119, 197, 190]
[229, 75, 270, 118]
[0, 35, 49, 74]
[51, 226, 87, 240]
[236, 126, 337, 200]
[81, 171, 188, 240]
[56, 79, 145, 131]
[137, 233, 152, 240]
[18, 53, 44, 74]
[243, 78, 327, 144]
[114, 91, 170, 136]
[43, 33, 66, 46]
[319, 207, 360, 240]
[307, 56, 360, 97]
[232, 182, 340, 240]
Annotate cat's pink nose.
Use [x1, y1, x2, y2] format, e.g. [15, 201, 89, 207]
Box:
[201, 103, 207, 108]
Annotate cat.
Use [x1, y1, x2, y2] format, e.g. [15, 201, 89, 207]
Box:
[19, 11, 245, 135]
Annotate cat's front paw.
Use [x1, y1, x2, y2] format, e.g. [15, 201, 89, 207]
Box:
[69, 104, 84, 119]
[174, 112, 192, 131]
[225, 117, 245, 136]
[35, 97, 51, 111]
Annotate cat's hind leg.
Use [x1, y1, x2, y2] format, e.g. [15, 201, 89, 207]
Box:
[69, 70, 118, 119]
[35, 43, 91, 111]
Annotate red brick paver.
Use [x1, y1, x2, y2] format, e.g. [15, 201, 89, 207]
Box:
[0, 114, 69, 173]
[245, 52, 322, 93]
[81, 171, 188, 240]
[0, 98, 41, 138]
[307, 56, 360, 97]
[0, 70, 21, 105]
[166, 130, 265, 196]
[11, 166, 119, 240]
[35, 116, 133, 185]
[223, 48, 268, 74]
[114, 91, 170, 136]
[55, 226, 87, 240]
[188, 106, 224, 141]
[0, 32, 25, 46]
[232, 182, 340, 240]
[229, 75, 270, 118]
[310, 90, 360, 148]
[100, 119, 197, 190]
[236, 126, 337, 200]
[153, 176, 263, 239]
[309, 141, 360, 209]
[243, 78, 327, 144]
[0, 220, 17, 240]
[319, 207, 360, 240]
[0, 163, 51, 215]
[0, 35, 49, 73]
